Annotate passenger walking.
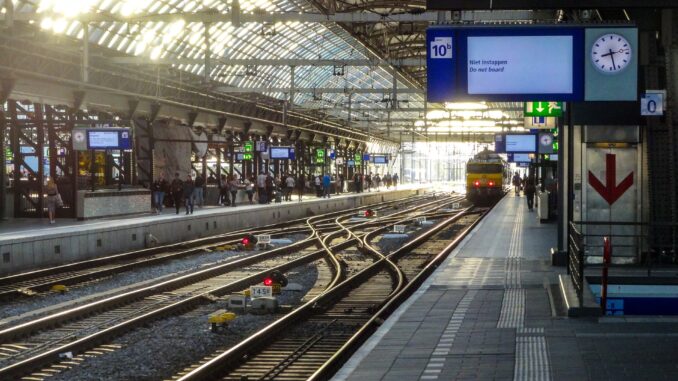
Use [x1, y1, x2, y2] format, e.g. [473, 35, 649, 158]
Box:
[219, 174, 230, 206]
[45, 178, 60, 224]
[338, 173, 345, 194]
[392, 173, 399, 188]
[151, 174, 168, 213]
[193, 174, 205, 208]
[384, 173, 392, 189]
[257, 171, 267, 204]
[244, 177, 255, 204]
[373, 174, 381, 191]
[170, 173, 184, 215]
[183, 174, 195, 215]
[365, 173, 372, 192]
[322, 173, 331, 198]
[297, 173, 306, 202]
[512, 172, 521, 195]
[285, 173, 295, 201]
[353, 173, 361, 193]
[228, 174, 240, 207]
[524, 177, 536, 211]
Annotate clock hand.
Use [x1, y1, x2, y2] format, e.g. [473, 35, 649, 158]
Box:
[610, 49, 617, 70]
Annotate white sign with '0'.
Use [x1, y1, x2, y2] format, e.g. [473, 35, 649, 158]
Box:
[250, 286, 272, 299]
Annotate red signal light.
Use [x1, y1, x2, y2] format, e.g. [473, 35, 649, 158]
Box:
[242, 237, 250, 245]
[263, 277, 273, 286]
[474, 180, 480, 187]
[488, 181, 495, 187]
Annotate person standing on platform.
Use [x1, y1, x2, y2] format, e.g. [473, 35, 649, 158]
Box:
[374, 174, 381, 191]
[322, 173, 331, 198]
[265, 172, 274, 204]
[228, 174, 240, 207]
[244, 177, 255, 204]
[183, 174, 195, 215]
[314, 175, 322, 197]
[45, 178, 60, 224]
[285, 173, 295, 201]
[171, 173, 184, 215]
[219, 174, 230, 206]
[257, 171, 267, 204]
[392, 173, 399, 189]
[365, 173, 372, 192]
[524, 177, 536, 211]
[151, 174, 168, 214]
[193, 173, 205, 208]
[353, 173, 360, 193]
[512, 172, 521, 195]
[297, 173, 306, 202]
[384, 173, 392, 189]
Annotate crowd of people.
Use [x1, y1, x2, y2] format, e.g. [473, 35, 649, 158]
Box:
[150, 171, 400, 215]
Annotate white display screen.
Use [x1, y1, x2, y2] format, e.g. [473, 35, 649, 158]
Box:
[512, 153, 531, 163]
[270, 147, 290, 160]
[506, 134, 537, 153]
[549, 154, 559, 161]
[467, 35, 574, 95]
[373, 156, 388, 164]
[88, 131, 119, 148]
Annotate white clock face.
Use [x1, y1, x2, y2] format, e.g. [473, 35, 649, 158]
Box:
[74, 131, 85, 143]
[591, 33, 632, 75]
[540, 134, 553, 146]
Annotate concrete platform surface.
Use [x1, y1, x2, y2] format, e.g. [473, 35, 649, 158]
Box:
[334, 194, 678, 381]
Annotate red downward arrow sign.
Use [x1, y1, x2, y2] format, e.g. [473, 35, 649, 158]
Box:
[588, 154, 634, 205]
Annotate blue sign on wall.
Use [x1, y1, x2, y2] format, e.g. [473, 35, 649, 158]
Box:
[427, 26, 586, 102]
[427, 27, 457, 103]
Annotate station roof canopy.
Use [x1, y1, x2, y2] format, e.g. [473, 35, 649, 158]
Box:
[0, 1, 653, 141]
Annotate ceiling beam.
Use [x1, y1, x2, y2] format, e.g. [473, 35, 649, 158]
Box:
[109, 57, 427, 67]
[3, 9, 547, 24]
[214, 87, 423, 94]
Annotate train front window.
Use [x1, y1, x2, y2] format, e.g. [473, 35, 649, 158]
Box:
[467, 164, 503, 174]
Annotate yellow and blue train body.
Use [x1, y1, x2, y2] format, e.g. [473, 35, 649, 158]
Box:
[466, 150, 509, 204]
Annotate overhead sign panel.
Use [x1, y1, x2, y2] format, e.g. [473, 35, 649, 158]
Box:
[426, 0, 678, 9]
[427, 26, 584, 102]
[86, 128, 132, 150]
[505, 134, 537, 153]
[466, 35, 575, 97]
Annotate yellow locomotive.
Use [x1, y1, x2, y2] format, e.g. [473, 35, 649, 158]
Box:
[466, 149, 508, 204]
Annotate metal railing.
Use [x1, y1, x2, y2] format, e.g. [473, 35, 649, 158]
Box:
[567, 222, 585, 306]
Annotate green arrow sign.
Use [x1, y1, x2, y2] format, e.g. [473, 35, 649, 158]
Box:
[244, 141, 254, 153]
[524, 101, 563, 117]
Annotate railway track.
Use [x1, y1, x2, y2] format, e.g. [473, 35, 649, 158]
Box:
[0, 194, 429, 301]
[0, 193, 454, 380]
[171, 201, 487, 381]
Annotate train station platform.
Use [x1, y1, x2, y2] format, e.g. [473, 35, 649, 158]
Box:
[0, 186, 428, 275]
[334, 193, 678, 381]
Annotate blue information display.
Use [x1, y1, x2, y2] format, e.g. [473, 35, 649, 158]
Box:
[347, 160, 356, 167]
[87, 128, 132, 150]
[506, 134, 537, 153]
[427, 26, 585, 102]
[270, 147, 291, 160]
[372, 156, 388, 164]
[363, 154, 370, 162]
[508, 153, 531, 163]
